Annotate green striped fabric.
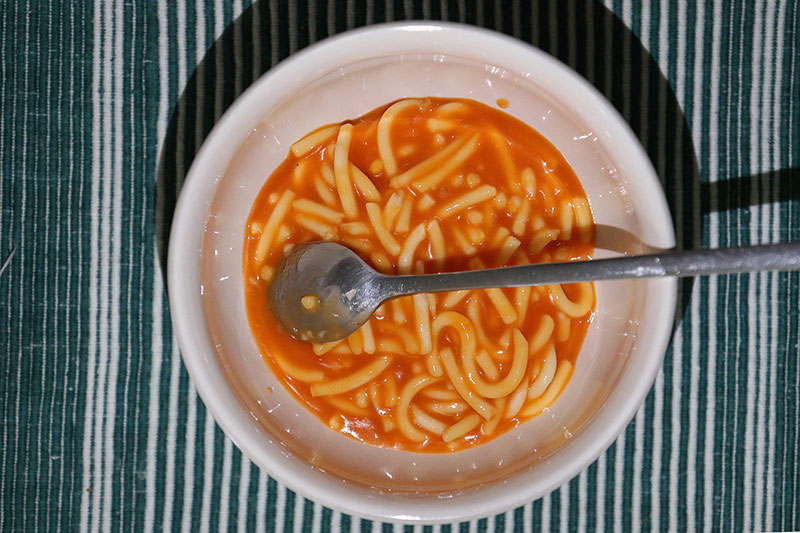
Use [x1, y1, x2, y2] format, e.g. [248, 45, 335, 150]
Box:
[2, 0, 799, 531]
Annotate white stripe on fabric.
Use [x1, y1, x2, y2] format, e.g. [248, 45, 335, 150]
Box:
[181, 383, 199, 533]
[613, 432, 625, 530]
[101, 0, 125, 529]
[163, 336, 183, 531]
[675, 0, 700, 531]
[631, 408, 644, 533]
[743, 2, 765, 531]
[80, 0, 106, 531]
[200, 412, 216, 533]
[577, 470, 586, 533]
[293, 495, 305, 533]
[718, 6, 741, 526]
[595, 450, 605, 533]
[237, 458, 251, 533]
[767, 2, 788, 530]
[181, 3, 207, 530]
[675, 6, 694, 533]
[275, 483, 287, 533]
[622, 10, 644, 526]
[704, 2, 721, 531]
[654, 1, 682, 531]
[162, 2, 189, 527]
[219, 438, 234, 532]
[79, 0, 104, 528]
[255, 470, 268, 533]
[522, 500, 531, 533]
[755, 2, 776, 527]
[142, 0, 170, 528]
[310, 502, 322, 533]
[91, 0, 114, 529]
[541, 492, 551, 532]
[119, 2, 145, 523]
[92, 2, 116, 531]
[560, 484, 569, 533]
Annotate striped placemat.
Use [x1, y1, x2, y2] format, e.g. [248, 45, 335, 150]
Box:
[2, 1, 799, 531]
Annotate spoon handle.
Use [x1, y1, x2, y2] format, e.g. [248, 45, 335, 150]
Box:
[385, 242, 800, 297]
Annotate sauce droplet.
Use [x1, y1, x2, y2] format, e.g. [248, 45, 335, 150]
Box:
[496, 98, 510, 109]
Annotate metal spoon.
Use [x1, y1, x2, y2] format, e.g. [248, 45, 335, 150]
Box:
[267, 240, 800, 343]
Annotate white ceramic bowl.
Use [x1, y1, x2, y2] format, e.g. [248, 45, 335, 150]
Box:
[168, 22, 676, 523]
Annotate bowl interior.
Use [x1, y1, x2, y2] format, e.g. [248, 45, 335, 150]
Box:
[178, 24, 676, 522]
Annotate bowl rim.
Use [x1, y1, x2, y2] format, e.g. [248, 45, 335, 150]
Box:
[167, 21, 677, 523]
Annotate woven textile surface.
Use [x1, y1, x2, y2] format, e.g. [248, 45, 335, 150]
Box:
[2, 0, 800, 531]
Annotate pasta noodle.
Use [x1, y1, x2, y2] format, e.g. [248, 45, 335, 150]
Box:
[350, 162, 382, 202]
[461, 329, 528, 399]
[529, 314, 555, 355]
[394, 194, 414, 233]
[295, 214, 337, 240]
[366, 202, 402, 255]
[521, 167, 536, 194]
[413, 293, 433, 354]
[382, 192, 403, 228]
[558, 198, 573, 241]
[243, 97, 595, 452]
[548, 282, 594, 318]
[418, 194, 435, 211]
[497, 235, 522, 264]
[341, 221, 370, 236]
[410, 135, 479, 192]
[452, 227, 478, 255]
[486, 288, 518, 324]
[529, 228, 560, 255]
[573, 197, 593, 243]
[310, 356, 393, 397]
[254, 190, 294, 263]
[411, 405, 447, 435]
[489, 129, 520, 193]
[333, 124, 358, 218]
[429, 400, 468, 415]
[398, 223, 427, 275]
[290, 124, 339, 157]
[437, 185, 497, 218]
[293, 198, 345, 224]
[397, 375, 441, 442]
[442, 290, 470, 309]
[313, 176, 338, 207]
[378, 99, 421, 176]
[442, 413, 482, 443]
[390, 135, 476, 188]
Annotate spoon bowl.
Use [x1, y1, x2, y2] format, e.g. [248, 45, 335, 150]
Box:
[267, 242, 385, 343]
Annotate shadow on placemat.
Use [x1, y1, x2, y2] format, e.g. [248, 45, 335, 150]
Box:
[155, 0, 797, 332]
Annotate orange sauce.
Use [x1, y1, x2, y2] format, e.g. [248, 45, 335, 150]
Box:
[243, 98, 595, 452]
